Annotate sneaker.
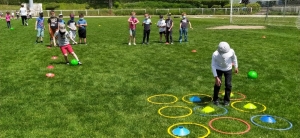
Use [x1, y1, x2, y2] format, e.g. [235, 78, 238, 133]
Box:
[133, 43, 136, 45]
[171, 42, 174, 44]
[40, 41, 43, 43]
[35, 40, 39, 44]
[66, 62, 70, 65]
[25, 23, 28, 26]
[128, 43, 131, 46]
[146, 42, 149, 45]
[78, 61, 82, 65]
[224, 101, 230, 106]
[213, 101, 219, 106]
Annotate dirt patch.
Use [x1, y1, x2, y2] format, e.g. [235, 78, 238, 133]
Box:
[207, 25, 266, 30]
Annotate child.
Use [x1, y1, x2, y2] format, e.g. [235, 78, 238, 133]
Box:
[179, 12, 192, 43]
[58, 14, 65, 24]
[77, 13, 87, 45]
[165, 13, 173, 44]
[28, 10, 32, 19]
[53, 24, 82, 65]
[211, 42, 238, 106]
[67, 13, 77, 45]
[16, 10, 19, 20]
[128, 12, 139, 45]
[142, 13, 152, 45]
[47, 10, 59, 46]
[157, 15, 166, 43]
[6, 12, 11, 29]
[35, 12, 44, 43]
[11, 12, 14, 20]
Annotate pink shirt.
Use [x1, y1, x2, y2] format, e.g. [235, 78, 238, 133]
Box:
[6, 15, 10, 22]
[128, 17, 139, 29]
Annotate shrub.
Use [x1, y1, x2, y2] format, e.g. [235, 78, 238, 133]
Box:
[45, 3, 60, 10]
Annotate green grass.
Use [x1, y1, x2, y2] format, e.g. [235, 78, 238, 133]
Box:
[0, 16, 299, 137]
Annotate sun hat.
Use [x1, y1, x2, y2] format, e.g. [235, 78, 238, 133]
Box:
[218, 42, 230, 54]
[59, 24, 66, 33]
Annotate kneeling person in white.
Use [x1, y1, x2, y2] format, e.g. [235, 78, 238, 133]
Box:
[53, 24, 82, 65]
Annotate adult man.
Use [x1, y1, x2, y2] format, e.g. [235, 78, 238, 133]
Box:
[19, 4, 27, 26]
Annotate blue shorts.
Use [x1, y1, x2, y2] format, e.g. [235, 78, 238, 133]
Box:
[37, 28, 44, 37]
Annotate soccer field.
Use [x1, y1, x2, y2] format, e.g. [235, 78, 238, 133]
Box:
[0, 16, 299, 137]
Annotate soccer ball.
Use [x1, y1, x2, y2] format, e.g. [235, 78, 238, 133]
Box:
[70, 59, 78, 66]
[247, 70, 258, 79]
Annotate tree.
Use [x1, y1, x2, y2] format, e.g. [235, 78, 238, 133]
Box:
[109, 0, 113, 8]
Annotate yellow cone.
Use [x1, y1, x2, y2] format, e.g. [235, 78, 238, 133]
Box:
[201, 106, 215, 113]
[221, 92, 234, 97]
[243, 103, 257, 109]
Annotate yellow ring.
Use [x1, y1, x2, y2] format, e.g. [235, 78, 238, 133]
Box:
[158, 106, 193, 118]
[231, 101, 267, 113]
[147, 94, 178, 104]
[167, 122, 211, 138]
[182, 94, 213, 104]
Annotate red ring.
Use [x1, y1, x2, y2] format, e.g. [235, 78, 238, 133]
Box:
[218, 92, 246, 101]
[209, 117, 251, 134]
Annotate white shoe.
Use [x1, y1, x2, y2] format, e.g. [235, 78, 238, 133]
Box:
[133, 43, 136, 45]
[128, 43, 131, 45]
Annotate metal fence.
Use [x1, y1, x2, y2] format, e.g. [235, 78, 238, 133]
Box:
[1, 7, 299, 17]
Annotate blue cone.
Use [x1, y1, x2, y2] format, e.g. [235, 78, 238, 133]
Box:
[260, 115, 276, 123]
[172, 126, 190, 136]
[189, 96, 201, 103]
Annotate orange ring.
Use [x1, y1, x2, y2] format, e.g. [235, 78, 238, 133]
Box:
[209, 117, 251, 134]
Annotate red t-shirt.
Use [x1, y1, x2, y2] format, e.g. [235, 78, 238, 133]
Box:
[128, 17, 139, 30]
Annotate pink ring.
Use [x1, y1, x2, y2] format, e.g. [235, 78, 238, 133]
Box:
[209, 117, 251, 134]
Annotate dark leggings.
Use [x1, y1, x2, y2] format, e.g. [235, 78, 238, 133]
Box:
[7, 21, 11, 28]
[21, 16, 27, 25]
[143, 30, 150, 43]
[166, 28, 173, 43]
[213, 69, 232, 102]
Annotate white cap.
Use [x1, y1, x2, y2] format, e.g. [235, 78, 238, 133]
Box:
[59, 24, 66, 33]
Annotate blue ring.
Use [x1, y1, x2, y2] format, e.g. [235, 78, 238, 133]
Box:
[193, 106, 228, 116]
[250, 115, 293, 131]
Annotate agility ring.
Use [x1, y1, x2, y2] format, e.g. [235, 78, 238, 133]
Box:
[168, 122, 210, 138]
[147, 94, 178, 104]
[231, 101, 267, 113]
[193, 106, 228, 116]
[218, 92, 246, 101]
[158, 106, 193, 118]
[251, 115, 293, 131]
[182, 94, 213, 104]
[209, 117, 251, 135]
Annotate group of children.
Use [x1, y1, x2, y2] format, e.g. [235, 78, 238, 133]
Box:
[34, 10, 86, 65]
[128, 12, 193, 45]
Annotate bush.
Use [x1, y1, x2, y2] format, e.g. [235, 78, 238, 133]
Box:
[114, 2, 122, 9]
[211, 5, 222, 8]
[45, 3, 60, 10]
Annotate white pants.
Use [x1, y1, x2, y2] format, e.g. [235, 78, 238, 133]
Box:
[69, 30, 76, 39]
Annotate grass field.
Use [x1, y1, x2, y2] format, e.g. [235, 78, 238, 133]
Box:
[0, 16, 299, 137]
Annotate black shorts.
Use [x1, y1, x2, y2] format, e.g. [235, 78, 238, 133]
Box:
[159, 31, 166, 34]
[78, 29, 86, 38]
